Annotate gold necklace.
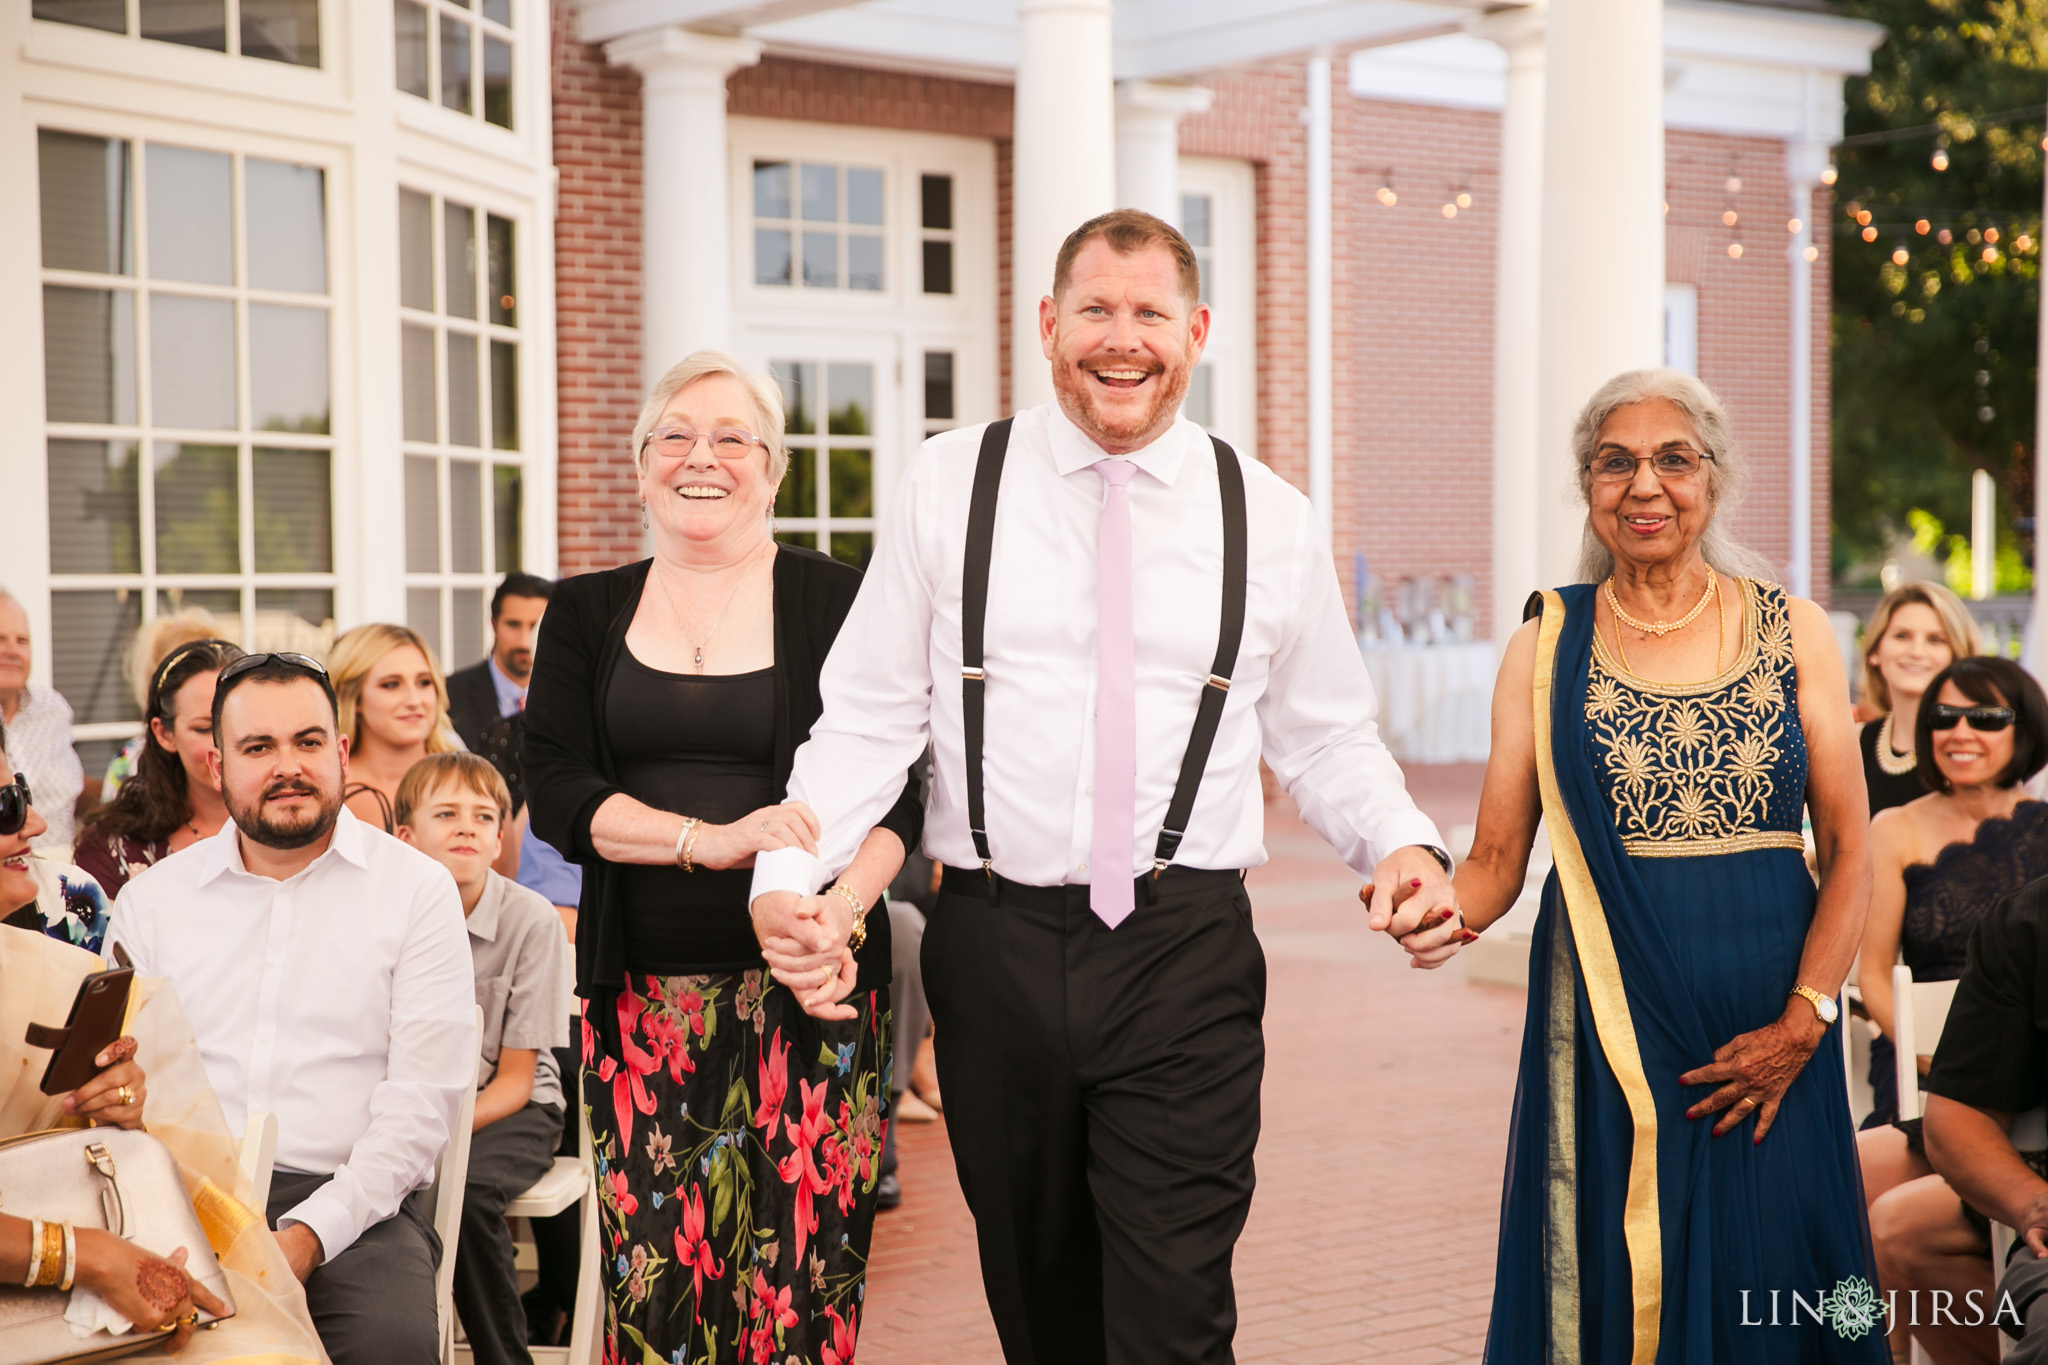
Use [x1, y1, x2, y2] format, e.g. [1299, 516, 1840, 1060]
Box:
[1874, 713, 1916, 775]
[1608, 572, 1724, 676]
[1605, 571, 1718, 636]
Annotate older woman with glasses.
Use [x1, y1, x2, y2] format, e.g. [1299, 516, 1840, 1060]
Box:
[1450, 369, 1882, 1362]
[523, 351, 921, 1365]
[1856, 656, 2048, 1362]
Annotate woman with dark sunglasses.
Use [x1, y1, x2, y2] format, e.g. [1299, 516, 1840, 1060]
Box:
[1856, 654, 2048, 1362]
[0, 724, 112, 953]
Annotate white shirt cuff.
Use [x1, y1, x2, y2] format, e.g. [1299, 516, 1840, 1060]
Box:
[1372, 814, 1454, 874]
[278, 1189, 360, 1262]
[750, 847, 829, 904]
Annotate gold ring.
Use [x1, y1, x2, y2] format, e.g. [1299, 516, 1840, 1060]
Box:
[1738, 1097, 1758, 1110]
[818, 967, 836, 990]
[118, 1085, 135, 1107]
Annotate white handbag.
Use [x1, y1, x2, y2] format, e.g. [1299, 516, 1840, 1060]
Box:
[0, 1127, 236, 1365]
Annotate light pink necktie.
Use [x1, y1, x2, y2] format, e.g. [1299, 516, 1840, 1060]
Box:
[1090, 459, 1138, 927]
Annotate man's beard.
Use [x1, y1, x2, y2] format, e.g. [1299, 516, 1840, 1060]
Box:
[228, 776, 342, 850]
[1052, 353, 1192, 450]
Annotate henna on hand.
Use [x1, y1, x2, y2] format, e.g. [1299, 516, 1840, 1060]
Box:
[96, 1037, 138, 1068]
[135, 1257, 187, 1314]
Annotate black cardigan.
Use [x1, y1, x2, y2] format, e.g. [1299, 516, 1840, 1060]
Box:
[524, 546, 923, 1001]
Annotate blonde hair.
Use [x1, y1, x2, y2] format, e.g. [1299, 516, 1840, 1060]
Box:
[393, 751, 511, 828]
[1571, 368, 1780, 584]
[630, 350, 790, 491]
[1861, 581, 1983, 713]
[126, 608, 226, 709]
[326, 623, 460, 755]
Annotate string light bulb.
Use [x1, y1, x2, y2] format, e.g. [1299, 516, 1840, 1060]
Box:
[1725, 174, 1742, 194]
[1915, 219, 1931, 235]
[1787, 217, 1803, 234]
[1983, 245, 2000, 263]
[1727, 241, 1744, 259]
[1723, 209, 1739, 227]
[2019, 234, 2034, 253]
[1856, 209, 1873, 226]
[1938, 228, 1953, 244]
[1375, 174, 1397, 208]
[1892, 244, 1910, 265]
[1986, 226, 2000, 244]
[1803, 245, 1820, 262]
[1862, 225, 1879, 242]
[1442, 201, 1457, 218]
[1933, 142, 1951, 172]
[1455, 188, 1472, 209]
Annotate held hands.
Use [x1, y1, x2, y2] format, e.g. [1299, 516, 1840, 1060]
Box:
[688, 802, 821, 871]
[1359, 845, 1470, 970]
[72, 1231, 227, 1350]
[750, 890, 859, 1022]
[61, 1037, 146, 1130]
[1680, 1000, 1827, 1142]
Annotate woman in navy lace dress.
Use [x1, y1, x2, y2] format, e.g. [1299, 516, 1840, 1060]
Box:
[1857, 655, 2048, 1362]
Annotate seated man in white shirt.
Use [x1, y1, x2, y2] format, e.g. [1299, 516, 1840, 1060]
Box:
[107, 651, 476, 1365]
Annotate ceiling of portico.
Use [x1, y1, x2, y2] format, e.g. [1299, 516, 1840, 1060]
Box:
[578, 0, 1506, 83]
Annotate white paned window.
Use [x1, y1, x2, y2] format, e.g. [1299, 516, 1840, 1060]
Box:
[752, 160, 886, 292]
[770, 360, 879, 568]
[399, 187, 525, 670]
[1664, 283, 1699, 376]
[39, 127, 337, 763]
[733, 119, 997, 566]
[32, 0, 321, 66]
[1179, 158, 1257, 459]
[394, 0, 513, 129]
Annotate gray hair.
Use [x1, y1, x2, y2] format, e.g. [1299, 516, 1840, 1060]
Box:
[1571, 368, 1779, 583]
[631, 350, 790, 491]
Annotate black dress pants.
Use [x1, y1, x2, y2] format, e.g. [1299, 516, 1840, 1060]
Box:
[923, 867, 1266, 1365]
[267, 1171, 441, 1365]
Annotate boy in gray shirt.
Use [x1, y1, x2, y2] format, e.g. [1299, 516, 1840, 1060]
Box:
[398, 753, 569, 1365]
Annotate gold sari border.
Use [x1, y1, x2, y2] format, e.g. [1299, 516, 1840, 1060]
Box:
[1533, 589, 1663, 1365]
[1621, 830, 1806, 859]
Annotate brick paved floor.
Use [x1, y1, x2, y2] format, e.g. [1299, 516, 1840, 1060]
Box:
[863, 765, 1527, 1363]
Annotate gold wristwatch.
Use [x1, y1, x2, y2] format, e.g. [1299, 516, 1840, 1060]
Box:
[1790, 984, 1838, 1026]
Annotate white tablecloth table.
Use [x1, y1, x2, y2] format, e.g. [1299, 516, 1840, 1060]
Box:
[1360, 641, 1496, 764]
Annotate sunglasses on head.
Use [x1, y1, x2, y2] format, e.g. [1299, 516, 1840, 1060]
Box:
[1928, 703, 2016, 733]
[0, 772, 33, 838]
[216, 651, 329, 685]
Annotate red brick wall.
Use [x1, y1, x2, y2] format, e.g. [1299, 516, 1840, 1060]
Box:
[551, 0, 644, 577]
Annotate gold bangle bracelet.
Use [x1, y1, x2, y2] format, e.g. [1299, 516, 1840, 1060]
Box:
[35, 1218, 64, 1288]
[675, 817, 702, 873]
[829, 884, 868, 951]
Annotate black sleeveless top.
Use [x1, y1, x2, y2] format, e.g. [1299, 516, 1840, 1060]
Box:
[606, 654, 779, 972]
[1860, 717, 1926, 816]
[1901, 801, 2048, 980]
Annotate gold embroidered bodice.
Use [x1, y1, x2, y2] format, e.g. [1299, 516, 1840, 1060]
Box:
[1584, 578, 1808, 858]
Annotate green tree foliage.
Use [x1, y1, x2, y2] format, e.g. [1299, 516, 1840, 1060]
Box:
[1832, 0, 2048, 585]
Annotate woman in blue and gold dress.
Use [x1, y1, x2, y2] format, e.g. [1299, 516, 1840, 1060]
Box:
[1455, 369, 1883, 1362]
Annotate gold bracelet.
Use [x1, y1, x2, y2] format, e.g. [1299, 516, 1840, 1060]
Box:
[829, 884, 868, 951]
[675, 817, 702, 873]
[35, 1218, 64, 1288]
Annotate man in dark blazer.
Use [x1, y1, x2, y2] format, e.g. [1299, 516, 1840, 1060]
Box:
[446, 573, 555, 806]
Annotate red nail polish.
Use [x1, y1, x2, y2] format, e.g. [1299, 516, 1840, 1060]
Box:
[1410, 879, 1423, 889]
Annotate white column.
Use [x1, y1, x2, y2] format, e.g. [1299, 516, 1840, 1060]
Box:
[1786, 133, 1829, 602]
[1535, 0, 1664, 586]
[1114, 81, 1213, 227]
[0, 1, 51, 671]
[1306, 55, 1333, 541]
[1973, 468, 1996, 601]
[1472, 4, 1545, 647]
[2036, 75, 2048, 665]
[1013, 0, 1116, 413]
[605, 27, 761, 385]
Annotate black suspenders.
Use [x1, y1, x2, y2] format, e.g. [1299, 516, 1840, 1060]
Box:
[960, 418, 1251, 884]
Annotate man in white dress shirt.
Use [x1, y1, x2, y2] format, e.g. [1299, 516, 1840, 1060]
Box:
[749, 209, 1466, 1363]
[107, 653, 476, 1365]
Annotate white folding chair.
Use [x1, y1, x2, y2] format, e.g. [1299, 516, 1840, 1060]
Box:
[1892, 965, 1959, 1122]
[434, 1007, 484, 1365]
[506, 1104, 599, 1365]
[236, 1109, 278, 1215]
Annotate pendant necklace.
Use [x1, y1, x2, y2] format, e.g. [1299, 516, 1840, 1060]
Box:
[656, 543, 769, 673]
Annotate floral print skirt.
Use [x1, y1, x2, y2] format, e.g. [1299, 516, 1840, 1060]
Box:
[584, 969, 891, 1365]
